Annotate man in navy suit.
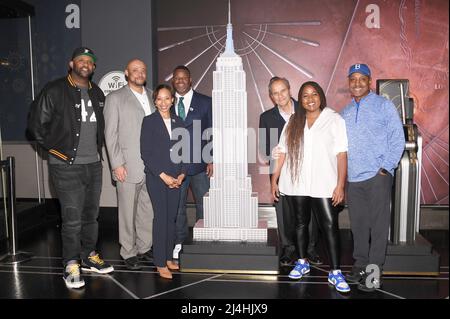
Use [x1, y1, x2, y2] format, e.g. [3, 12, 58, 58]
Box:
[259, 76, 322, 266]
[171, 65, 213, 258]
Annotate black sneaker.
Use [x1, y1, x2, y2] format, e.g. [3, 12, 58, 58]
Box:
[138, 249, 153, 262]
[280, 256, 292, 266]
[280, 246, 296, 266]
[307, 254, 323, 265]
[358, 273, 382, 292]
[124, 256, 142, 270]
[81, 253, 114, 274]
[63, 263, 85, 289]
[346, 267, 366, 283]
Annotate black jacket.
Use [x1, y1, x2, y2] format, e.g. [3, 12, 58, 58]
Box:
[27, 75, 105, 164]
[258, 99, 299, 164]
[170, 91, 212, 175]
[140, 111, 186, 178]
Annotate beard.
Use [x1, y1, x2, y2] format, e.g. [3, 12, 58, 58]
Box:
[72, 65, 93, 79]
[130, 77, 146, 86]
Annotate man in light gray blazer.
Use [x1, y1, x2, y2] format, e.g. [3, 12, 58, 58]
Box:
[104, 59, 155, 270]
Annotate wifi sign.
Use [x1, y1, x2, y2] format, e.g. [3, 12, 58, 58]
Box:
[108, 75, 125, 89]
[99, 71, 127, 96]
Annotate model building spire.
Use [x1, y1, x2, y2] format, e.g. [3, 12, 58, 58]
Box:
[194, 0, 267, 242]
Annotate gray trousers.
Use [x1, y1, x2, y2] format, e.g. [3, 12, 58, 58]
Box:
[117, 179, 154, 260]
[347, 173, 393, 270]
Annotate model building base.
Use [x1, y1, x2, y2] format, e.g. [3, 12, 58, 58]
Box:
[180, 229, 279, 274]
[383, 233, 440, 275]
[193, 219, 268, 242]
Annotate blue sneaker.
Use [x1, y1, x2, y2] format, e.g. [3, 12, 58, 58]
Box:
[288, 259, 310, 279]
[328, 270, 351, 293]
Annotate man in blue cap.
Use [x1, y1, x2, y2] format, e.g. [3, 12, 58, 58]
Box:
[340, 63, 405, 292]
[28, 47, 114, 289]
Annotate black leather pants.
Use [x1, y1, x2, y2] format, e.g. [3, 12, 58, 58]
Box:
[285, 196, 341, 269]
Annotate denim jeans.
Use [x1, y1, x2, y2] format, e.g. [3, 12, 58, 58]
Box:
[175, 171, 210, 244]
[49, 161, 102, 265]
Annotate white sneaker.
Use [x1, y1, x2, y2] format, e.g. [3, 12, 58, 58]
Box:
[63, 263, 85, 289]
[173, 244, 182, 259]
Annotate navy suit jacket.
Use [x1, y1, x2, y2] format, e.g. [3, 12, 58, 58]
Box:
[258, 99, 299, 164]
[172, 90, 212, 176]
[140, 111, 186, 178]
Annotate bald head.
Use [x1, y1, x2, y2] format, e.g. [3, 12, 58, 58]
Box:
[125, 59, 147, 91]
[126, 59, 145, 70]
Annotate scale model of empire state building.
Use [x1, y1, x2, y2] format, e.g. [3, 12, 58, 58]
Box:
[193, 2, 267, 242]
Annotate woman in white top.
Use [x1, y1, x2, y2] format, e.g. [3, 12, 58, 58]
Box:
[271, 81, 350, 293]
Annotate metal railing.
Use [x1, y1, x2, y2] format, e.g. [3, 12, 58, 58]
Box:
[0, 156, 32, 264]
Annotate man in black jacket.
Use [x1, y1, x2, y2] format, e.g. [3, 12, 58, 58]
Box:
[259, 76, 322, 266]
[28, 47, 114, 289]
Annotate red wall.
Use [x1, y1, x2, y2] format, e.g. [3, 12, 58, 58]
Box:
[157, 0, 449, 204]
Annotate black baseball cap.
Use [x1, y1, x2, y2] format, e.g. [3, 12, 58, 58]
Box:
[71, 47, 97, 62]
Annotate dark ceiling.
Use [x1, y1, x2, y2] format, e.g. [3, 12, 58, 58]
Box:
[0, 0, 34, 18]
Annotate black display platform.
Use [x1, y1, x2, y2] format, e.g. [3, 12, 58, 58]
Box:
[179, 228, 279, 274]
[384, 233, 440, 275]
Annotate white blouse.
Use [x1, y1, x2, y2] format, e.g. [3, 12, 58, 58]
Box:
[277, 107, 348, 198]
[163, 118, 172, 137]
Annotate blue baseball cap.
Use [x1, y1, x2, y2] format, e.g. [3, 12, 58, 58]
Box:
[348, 63, 371, 77]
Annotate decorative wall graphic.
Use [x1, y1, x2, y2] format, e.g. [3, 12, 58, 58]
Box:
[5, 50, 25, 72]
[35, 40, 59, 82]
[98, 71, 127, 96]
[157, 0, 449, 205]
[0, 0, 81, 141]
[1, 0, 446, 205]
[157, 0, 359, 203]
[326, 1, 449, 206]
[0, 14, 33, 142]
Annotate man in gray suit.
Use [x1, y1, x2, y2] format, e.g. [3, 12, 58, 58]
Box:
[104, 59, 155, 270]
